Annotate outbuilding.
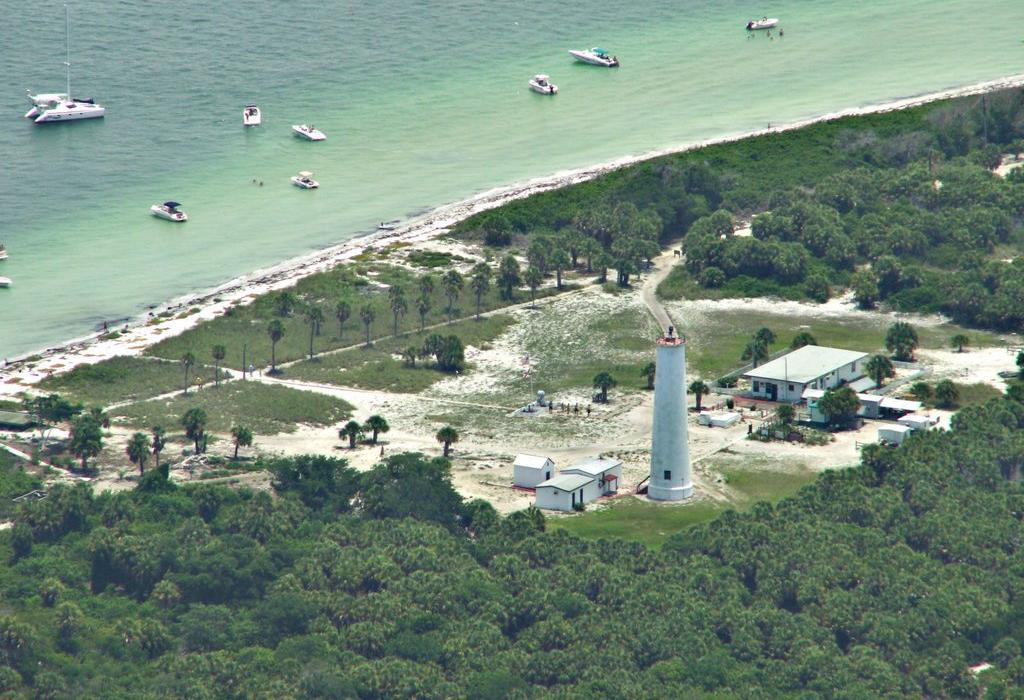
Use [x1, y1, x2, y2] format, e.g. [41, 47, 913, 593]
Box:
[535, 474, 602, 511]
[561, 456, 622, 496]
[745, 346, 868, 402]
[512, 454, 555, 489]
[898, 413, 936, 432]
[878, 424, 913, 446]
[698, 411, 741, 428]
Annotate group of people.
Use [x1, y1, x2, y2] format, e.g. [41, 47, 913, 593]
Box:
[549, 401, 592, 417]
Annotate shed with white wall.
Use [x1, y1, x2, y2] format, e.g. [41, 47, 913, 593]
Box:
[745, 346, 868, 403]
[535, 474, 601, 511]
[562, 457, 622, 496]
[513, 454, 555, 488]
[878, 424, 913, 446]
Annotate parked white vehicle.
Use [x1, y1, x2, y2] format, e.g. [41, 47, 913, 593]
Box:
[529, 74, 558, 95]
[292, 124, 326, 141]
[150, 201, 188, 222]
[291, 171, 319, 189]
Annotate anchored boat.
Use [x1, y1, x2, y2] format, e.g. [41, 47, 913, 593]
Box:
[28, 7, 105, 124]
[746, 17, 779, 30]
[568, 47, 619, 67]
[529, 74, 558, 95]
[292, 124, 326, 141]
[151, 201, 188, 222]
[243, 104, 262, 126]
[291, 171, 319, 189]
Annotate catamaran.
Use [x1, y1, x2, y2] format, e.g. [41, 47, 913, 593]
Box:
[568, 48, 619, 67]
[28, 6, 105, 124]
[243, 104, 261, 126]
[529, 74, 559, 95]
[151, 201, 188, 222]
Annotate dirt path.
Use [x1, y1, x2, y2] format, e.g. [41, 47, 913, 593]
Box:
[640, 250, 679, 334]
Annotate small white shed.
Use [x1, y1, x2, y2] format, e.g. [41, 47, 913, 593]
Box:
[513, 454, 555, 489]
[535, 474, 601, 511]
[899, 413, 936, 432]
[561, 456, 622, 496]
[878, 424, 913, 446]
[698, 411, 741, 428]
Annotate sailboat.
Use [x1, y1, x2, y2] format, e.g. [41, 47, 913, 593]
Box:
[29, 6, 105, 124]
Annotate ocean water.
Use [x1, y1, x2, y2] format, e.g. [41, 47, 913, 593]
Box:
[0, 0, 1021, 358]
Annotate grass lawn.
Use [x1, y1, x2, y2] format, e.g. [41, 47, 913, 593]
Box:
[111, 380, 353, 435]
[550, 462, 819, 549]
[146, 261, 559, 371]
[286, 315, 514, 392]
[912, 381, 1003, 410]
[37, 356, 216, 407]
[678, 308, 1001, 381]
[0, 450, 40, 519]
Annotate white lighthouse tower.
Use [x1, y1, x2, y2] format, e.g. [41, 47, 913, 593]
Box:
[648, 326, 693, 501]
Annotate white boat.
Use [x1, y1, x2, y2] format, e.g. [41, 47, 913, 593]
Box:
[0, 277, 11, 288]
[0, 244, 7, 261]
[292, 124, 326, 141]
[377, 220, 400, 231]
[529, 74, 558, 95]
[29, 7, 105, 124]
[291, 171, 319, 189]
[568, 47, 619, 67]
[151, 201, 188, 222]
[243, 104, 261, 126]
[746, 17, 779, 30]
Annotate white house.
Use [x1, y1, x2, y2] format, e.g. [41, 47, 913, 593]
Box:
[513, 454, 555, 489]
[535, 474, 602, 511]
[745, 346, 868, 403]
[561, 456, 622, 496]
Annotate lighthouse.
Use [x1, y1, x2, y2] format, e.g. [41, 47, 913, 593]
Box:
[648, 326, 693, 501]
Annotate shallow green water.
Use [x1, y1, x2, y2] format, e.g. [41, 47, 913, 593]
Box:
[1, 0, 1021, 357]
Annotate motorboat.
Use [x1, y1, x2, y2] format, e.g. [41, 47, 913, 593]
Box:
[292, 124, 326, 141]
[291, 171, 319, 189]
[151, 201, 188, 222]
[529, 74, 559, 95]
[569, 47, 619, 67]
[0, 277, 11, 289]
[377, 220, 400, 231]
[243, 104, 261, 126]
[746, 17, 779, 30]
[0, 244, 7, 261]
[28, 7, 105, 124]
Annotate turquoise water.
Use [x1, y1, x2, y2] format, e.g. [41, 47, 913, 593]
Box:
[1, 0, 1022, 358]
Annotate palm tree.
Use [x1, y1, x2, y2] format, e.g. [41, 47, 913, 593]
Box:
[267, 320, 285, 374]
[790, 331, 818, 349]
[417, 294, 432, 332]
[402, 346, 418, 367]
[689, 380, 710, 412]
[418, 274, 435, 300]
[275, 291, 297, 317]
[910, 382, 933, 402]
[934, 379, 959, 408]
[364, 415, 390, 444]
[211, 345, 226, 387]
[70, 414, 103, 472]
[470, 263, 491, 320]
[359, 305, 376, 347]
[436, 425, 459, 457]
[231, 425, 253, 459]
[339, 420, 362, 449]
[951, 334, 969, 353]
[754, 327, 776, 348]
[550, 247, 570, 289]
[389, 287, 407, 336]
[304, 306, 325, 360]
[442, 270, 464, 322]
[776, 404, 795, 425]
[335, 300, 351, 340]
[180, 351, 196, 394]
[126, 432, 151, 476]
[865, 354, 895, 387]
[151, 425, 166, 469]
[180, 407, 208, 454]
[593, 371, 617, 403]
[498, 255, 520, 300]
[885, 321, 919, 362]
[641, 362, 656, 390]
[525, 266, 543, 308]
[741, 339, 769, 368]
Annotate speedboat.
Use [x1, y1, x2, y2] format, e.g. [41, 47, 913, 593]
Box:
[151, 201, 188, 222]
[529, 74, 558, 95]
[377, 220, 400, 231]
[0, 277, 11, 289]
[569, 47, 619, 67]
[28, 7, 105, 124]
[292, 124, 326, 141]
[291, 171, 319, 189]
[243, 104, 261, 126]
[746, 17, 779, 30]
[0, 244, 7, 261]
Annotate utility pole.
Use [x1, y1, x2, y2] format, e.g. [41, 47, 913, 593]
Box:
[242, 344, 247, 380]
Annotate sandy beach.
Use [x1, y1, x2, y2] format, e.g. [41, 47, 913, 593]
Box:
[3, 71, 1024, 397]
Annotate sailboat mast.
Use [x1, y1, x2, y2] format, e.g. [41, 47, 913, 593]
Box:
[64, 5, 71, 98]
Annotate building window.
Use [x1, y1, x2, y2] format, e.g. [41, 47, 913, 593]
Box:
[545, 472, 551, 480]
[663, 470, 671, 480]
[788, 384, 794, 392]
[753, 381, 760, 392]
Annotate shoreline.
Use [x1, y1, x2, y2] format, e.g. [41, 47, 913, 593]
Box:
[3, 71, 1024, 395]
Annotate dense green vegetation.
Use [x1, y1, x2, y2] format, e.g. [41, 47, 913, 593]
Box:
[110, 381, 353, 435]
[0, 450, 39, 519]
[458, 88, 1024, 335]
[37, 357, 211, 406]
[1, 388, 1024, 696]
